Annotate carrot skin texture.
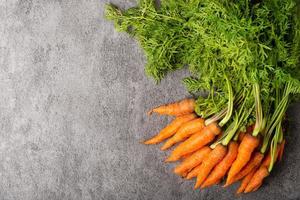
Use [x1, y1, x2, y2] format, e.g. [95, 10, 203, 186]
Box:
[144, 114, 197, 145]
[202, 142, 239, 188]
[174, 146, 212, 175]
[148, 99, 195, 116]
[194, 144, 227, 189]
[244, 167, 269, 193]
[238, 132, 246, 142]
[252, 183, 262, 192]
[165, 123, 221, 162]
[186, 165, 202, 180]
[227, 134, 260, 182]
[244, 143, 283, 193]
[181, 152, 193, 160]
[161, 118, 205, 150]
[236, 168, 256, 194]
[224, 152, 264, 187]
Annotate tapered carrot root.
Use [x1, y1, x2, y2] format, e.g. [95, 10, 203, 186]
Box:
[181, 152, 193, 160]
[161, 118, 205, 150]
[144, 114, 197, 145]
[224, 152, 264, 187]
[148, 99, 195, 116]
[165, 122, 221, 162]
[202, 142, 238, 188]
[186, 165, 202, 180]
[243, 142, 284, 193]
[236, 168, 256, 194]
[180, 171, 188, 178]
[194, 144, 227, 189]
[174, 146, 212, 175]
[244, 167, 269, 193]
[226, 134, 260, 183]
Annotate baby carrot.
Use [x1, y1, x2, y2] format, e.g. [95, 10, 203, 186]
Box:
[236, 168, 257, 194]
[165, 122, 221, 162]
[148, 99, 195, 116]
[174, 146, 212, 175]
[244, 142, 284, 193]
[161, 118, 205, 150]
[224, 152, 264, 187]
[201, 141, 238, 188]
[144, 113, 197, 145]
[227, 134, 260, 183]
[194, 144, 227, 189]
[244, 167, 269, 193]
[186, 165, 202, 180]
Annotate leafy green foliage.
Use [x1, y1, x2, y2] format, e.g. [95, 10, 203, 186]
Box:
[106, 0, 300, 170]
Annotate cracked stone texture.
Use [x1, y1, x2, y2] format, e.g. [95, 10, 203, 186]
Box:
[0, 0, 299, 200]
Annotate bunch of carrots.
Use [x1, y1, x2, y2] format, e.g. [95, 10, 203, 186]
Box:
[144, 98, 285, 194]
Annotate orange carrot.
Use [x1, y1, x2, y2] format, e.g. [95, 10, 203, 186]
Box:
[181, 152, 193, 160]
[165, 122, 221, 162]
[224, 152, 264, 187]
[174, 146, 212, 175]
[238, 132, 246, 142]
[252, 183, 262, 192]
[180, 171, 188, 178]
[194, 144, 227, 189]
[144, 113, 197, 145]
[244, 142, 284, 193]
[226, 134, 260, 183]
[244, 166, 269, 193]
[161, 118, 205, 150]
[186, 165, 202, 180]
[148, 99, 195, 116]
[238, 125, 254, 142]
[236, 168, 257, 194]
[201, 141, 239, 188]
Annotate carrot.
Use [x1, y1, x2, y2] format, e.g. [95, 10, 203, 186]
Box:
[186, 165, 202, 180]
[244, 142, 284, 193]
[180, 171, 188, 178]
[244, 166, 269, 193]
[161, 118, 205, 150]
[194, 144, 227, 189]
[236, 168, 257, 194]
[165, 122, 221, 162]
[238, 132, 246, 142]
[226, 133, 260, 182]
[148, 98, 195, 116]
[252, 183, 262, 192]
[144, 113, 197, 145]
[201, 141, 239, 188]
[181, 152, 193, 160]
[174, 146, 212, 175]
[224, 152, 264, 187]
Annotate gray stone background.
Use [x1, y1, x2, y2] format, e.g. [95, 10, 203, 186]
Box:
[0, 0, 299, 200]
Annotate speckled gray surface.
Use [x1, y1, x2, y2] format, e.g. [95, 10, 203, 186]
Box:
[0, 0, 299, 200]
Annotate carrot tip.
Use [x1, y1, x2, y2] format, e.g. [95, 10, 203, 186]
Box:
[222, 183, 230, 188]
[160, 146, 168, 151]
[147, 110, 153, 115]
[194, 184, 200, 189]
[144, 140, 155, 145]
[165, 156, 178, 162]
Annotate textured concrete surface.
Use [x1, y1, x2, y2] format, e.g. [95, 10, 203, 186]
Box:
[0, 0, 299, 200]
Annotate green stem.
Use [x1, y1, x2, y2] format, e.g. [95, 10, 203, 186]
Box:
[253, 83, 263, 136]
[219, 76, 234, 127]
